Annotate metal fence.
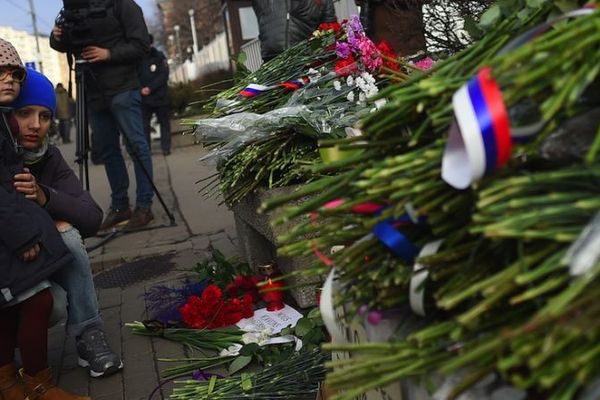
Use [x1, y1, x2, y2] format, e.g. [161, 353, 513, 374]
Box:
[240, 38, 263, 72]
[169, 32, 230, 84]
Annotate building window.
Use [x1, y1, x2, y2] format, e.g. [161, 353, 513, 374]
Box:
[239, 7, 258, 40]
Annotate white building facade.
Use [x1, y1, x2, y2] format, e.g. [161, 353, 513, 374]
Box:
[0, 26, 70, 87]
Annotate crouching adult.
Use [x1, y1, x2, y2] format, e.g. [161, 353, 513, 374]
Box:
[11, 68, 124, 378]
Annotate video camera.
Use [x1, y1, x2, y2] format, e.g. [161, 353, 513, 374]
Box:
[55, 0, 111, 54]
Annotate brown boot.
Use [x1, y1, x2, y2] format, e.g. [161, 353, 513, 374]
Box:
[0, 363, 27, 400]
[22, 369, 90, 400]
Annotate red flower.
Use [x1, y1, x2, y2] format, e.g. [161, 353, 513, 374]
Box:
[318, 22, 341, 34]
[202, 284, 222, 304]
[335, 55, 358, 76]
[377, 40, 399, 72]
[180, 282, 257, 329]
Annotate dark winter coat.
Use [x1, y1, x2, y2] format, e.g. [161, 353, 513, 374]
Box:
[252, 0, 337, 61]
[55, 86, 74, 121]
[0, 109, 73, 306]
[138, 47, 170, 107]
[49, 0, 150, 111]
[27, 146, 103, 239]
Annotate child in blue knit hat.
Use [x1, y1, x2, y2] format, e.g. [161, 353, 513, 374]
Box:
[13, 68, 120, 387]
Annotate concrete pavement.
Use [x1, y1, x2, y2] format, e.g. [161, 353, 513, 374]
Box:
[57, 136, 239, 271]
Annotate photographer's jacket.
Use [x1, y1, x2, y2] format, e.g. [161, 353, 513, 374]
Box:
[252, 0, 337, 61]
[0, 110, 73, 306]
[50, 0, 150, 111]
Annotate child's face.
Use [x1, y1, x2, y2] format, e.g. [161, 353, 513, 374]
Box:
[0, 67, 24, 104]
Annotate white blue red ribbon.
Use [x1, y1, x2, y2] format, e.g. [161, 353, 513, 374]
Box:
[240, 77, 309, 98]
[409, 239, 444, 317]
[240, 84, 274, 97]
[442, 6, 597, 190]
[372, 217, 419, 264]
[310, 199, 424, 266]
[442, 67, 511, 189]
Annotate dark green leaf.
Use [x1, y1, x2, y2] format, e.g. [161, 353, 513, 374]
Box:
[462, 16, 482, 40]
[229, 355, 252, 375]
[307, 308, 321, 319]
[294, 317, 316, 337]
[479, 5, 501, 27]
[239, 343, 261, 356]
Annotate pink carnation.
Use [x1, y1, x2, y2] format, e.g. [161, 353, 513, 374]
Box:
[358, 37, 382, 73]
[414, 57, 435, 71]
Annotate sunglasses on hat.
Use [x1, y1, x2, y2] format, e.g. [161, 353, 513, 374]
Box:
[0, 67, 25, 83]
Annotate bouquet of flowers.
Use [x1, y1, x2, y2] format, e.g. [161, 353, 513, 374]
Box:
[193, 16, 422, 205]
[256, 1, 600, 398]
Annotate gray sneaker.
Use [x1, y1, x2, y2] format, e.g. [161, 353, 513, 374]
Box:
[76, 328, 124, 378]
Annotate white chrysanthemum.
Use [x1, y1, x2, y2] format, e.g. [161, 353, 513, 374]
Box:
[355, 77, 366, 91]
[346, 76, 354, 86]
[219, 344, 243, 357]
[374, 98, 387, 109]
[347, 91, 355, 102]
[333, 80, 342, 91]
[361, 72, 376, 84]
[358, 92, 366, 103]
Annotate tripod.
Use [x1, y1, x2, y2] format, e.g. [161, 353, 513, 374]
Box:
[72, 58, 176, 229]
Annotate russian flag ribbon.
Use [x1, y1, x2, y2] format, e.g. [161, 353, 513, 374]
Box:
[309, 199, 424, 266]
[441, 67, 511, 190]
[239, 84, 275, 97]
[239, 77, 309, 98]
[372, 217, 420, 264]
[442, 6, 596, 190]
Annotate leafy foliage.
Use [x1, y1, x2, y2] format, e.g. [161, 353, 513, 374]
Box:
[193, 247, 253, 290]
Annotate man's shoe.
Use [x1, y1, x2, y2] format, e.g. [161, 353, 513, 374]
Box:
[99, 208, 132, 231]
[123, 207, 154, 231]
[76, 328, 123, 378]
[162, 149, 171, 156]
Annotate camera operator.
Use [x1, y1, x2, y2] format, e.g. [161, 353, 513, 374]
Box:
[50, 0, 155, 233]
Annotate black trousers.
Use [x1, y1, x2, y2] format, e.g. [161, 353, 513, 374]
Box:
[142, 104, 171, 153]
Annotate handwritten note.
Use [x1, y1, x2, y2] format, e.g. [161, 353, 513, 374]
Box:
[236, 304, 303, 334]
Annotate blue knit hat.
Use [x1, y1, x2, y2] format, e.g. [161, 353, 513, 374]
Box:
[11, 68, 56, 115]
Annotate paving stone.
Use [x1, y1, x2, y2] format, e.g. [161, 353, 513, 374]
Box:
[98, 288, 123, 309]
[56, 367, 89, 396]
[122, 328, 154, 357]
[123, 370, 160, 400]
[89, 371, 123, 399]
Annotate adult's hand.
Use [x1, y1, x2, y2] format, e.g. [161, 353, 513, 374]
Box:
[20, 243, 40, 262]
[14, 168, 47, 206]
[81, 46, 111, 63]
[141, 87, 151, 96]
[52, 25, 63, 41]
